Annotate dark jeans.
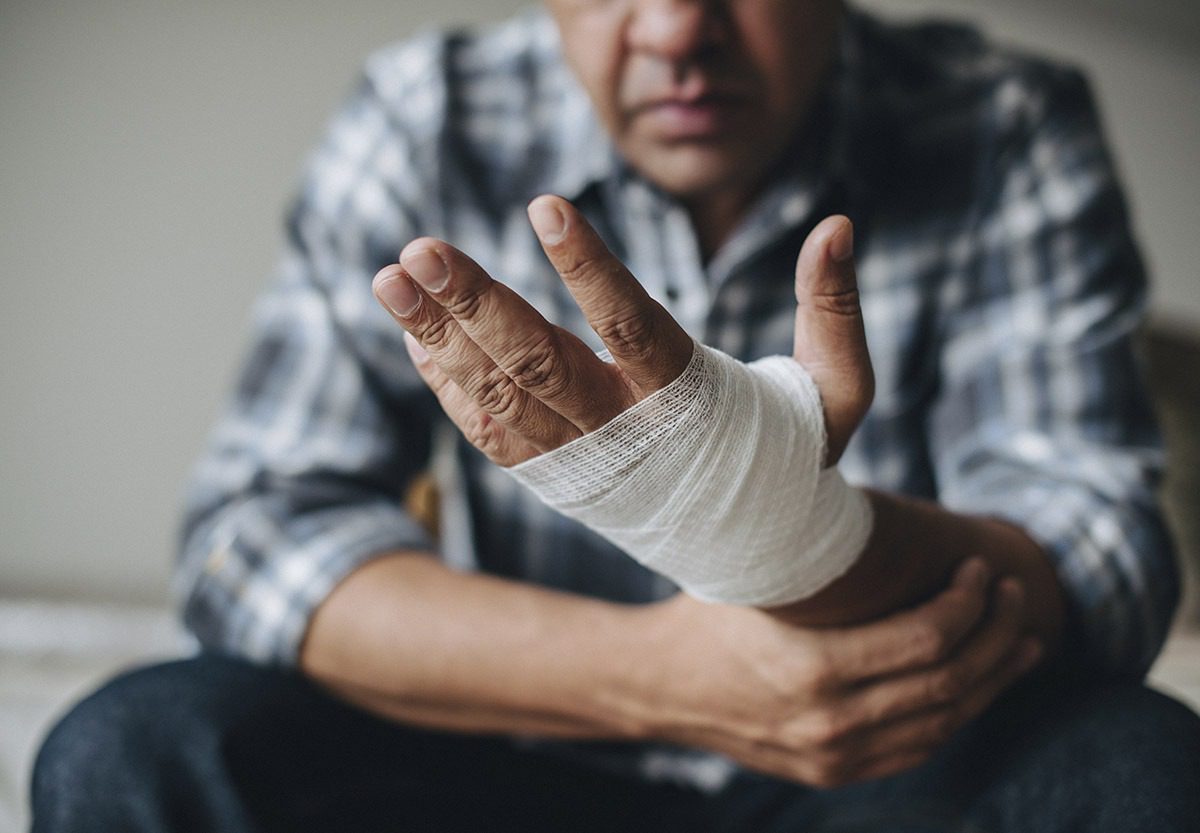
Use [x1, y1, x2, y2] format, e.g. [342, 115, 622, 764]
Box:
[30, 654, 1200, 832]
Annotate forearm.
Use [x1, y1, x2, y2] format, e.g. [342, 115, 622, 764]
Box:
[299, 552, 657, 740]
[771, 489, 1066, 656]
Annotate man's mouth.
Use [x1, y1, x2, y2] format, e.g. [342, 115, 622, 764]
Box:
[633, 93, 745, 140]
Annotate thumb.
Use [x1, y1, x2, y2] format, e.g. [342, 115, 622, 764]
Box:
[792, 215, 874, 466]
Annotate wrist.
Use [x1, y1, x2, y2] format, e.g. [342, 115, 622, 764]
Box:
[573, 600, 684, 744]
[487, 593, 686, 744]
[614, 596, 736, 748]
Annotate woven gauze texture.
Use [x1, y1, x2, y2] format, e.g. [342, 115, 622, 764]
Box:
[508, 342, 873, 606]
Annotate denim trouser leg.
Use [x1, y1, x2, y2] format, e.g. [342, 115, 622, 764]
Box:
[29, 654, 705, 833]
[31, 654, 1200, 832]
[710, 672, 1200, 832]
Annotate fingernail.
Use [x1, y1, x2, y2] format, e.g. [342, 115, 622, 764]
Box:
[376, 274, 421, 318]
[403, 331, 429, 363]
[401, 248, 448, 293]
[528, 197, 566, 245]
[828, 218, 854, 263]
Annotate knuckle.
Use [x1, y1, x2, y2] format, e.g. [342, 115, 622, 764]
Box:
[807, 287, 862, 319]
[912, 623, 949, 664]
[805, 757, 850, 789]
[807, 709, 853, 748]
[804, 648, 839, 692]
[507, 335, 568, 396]
[557, 250, 609, 285]
[927, 667, 966, 703]
[417, 314, 456, 353]
[463, 411, 503, 455]
[441, 281, 488, 321]
[593, 310, 657, 360]
[473, 371, 523, 420]
[742, 719, 778, 748]
[775, 721, 809, 750]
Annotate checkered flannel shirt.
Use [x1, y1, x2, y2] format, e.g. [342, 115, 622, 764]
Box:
[178, 7, 1177, 693]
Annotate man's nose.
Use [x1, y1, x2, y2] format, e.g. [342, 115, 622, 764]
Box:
[626, 0, 724, 64]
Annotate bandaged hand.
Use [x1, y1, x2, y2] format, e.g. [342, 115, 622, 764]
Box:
[373, 195, 876, 606]
[508, 342, 872, 605]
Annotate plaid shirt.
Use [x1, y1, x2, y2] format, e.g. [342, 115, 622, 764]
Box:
[178, 5, 1177, 697]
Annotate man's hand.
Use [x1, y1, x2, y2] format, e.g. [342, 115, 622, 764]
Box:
[642, 558, 1042, 787]
[371, 194, 872, 467]
[304, 551, 1042, 790]
[364, 192, 1061, 780]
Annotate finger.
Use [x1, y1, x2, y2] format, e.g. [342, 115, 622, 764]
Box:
[374, 265, 581, 452]
[947, 634, 1043, 728]
[395, 239, 633, 431]
[528, 195, 694, 395]
[819, 558, 991, 684]
[791, 215, 874, 465]
[840, 577, 1027, 724]
[760, 580, 1020, 784]
[404, 333, 540, 467]
[840, 635, 1043, 775]
[848, 747, 934, 785]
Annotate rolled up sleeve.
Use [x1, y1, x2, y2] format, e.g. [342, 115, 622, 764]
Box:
[176, 66, 440, 664]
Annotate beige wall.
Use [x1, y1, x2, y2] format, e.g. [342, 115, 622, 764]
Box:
[2, 0, 1197, 605]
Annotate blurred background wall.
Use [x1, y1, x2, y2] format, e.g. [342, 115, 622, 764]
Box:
[2, 0, 1198, 611]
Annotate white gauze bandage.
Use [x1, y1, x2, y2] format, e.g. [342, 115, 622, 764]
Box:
[507, 341, 874, 606]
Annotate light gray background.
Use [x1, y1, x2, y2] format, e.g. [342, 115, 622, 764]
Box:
[3, 0, 1199, 606]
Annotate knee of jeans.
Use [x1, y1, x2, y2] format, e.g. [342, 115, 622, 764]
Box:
[31, 656, 271, 806]
[1076, 682, 1200, 769]
[981, 682, 1200, 830]
[33, 663, 184, 802]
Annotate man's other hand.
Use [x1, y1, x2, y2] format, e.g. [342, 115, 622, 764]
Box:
[641, 558, 1042, 787]
[371, 194, 873, 467]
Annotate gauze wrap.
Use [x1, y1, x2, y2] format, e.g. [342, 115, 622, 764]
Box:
[507, 341, 874, 607]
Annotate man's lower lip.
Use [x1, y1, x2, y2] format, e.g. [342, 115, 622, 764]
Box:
[639, 101, 738, 138]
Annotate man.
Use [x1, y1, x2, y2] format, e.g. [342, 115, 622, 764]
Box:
[32, 0, 1200, 830]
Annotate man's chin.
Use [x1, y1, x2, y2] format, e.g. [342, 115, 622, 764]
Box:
[626, 141, 760, 202]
